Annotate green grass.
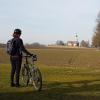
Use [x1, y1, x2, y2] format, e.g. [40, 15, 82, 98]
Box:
[0, 48, 100, 100]
[0, 64, 100, 100]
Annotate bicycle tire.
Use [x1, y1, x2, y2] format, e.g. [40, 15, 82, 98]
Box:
[32, 67, 42, 91]
[21, 65, 30, 86]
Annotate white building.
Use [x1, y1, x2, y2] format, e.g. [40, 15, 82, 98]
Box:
[67, 41, 79, 47]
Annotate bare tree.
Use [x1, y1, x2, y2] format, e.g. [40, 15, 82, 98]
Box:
[80, 40, 89, 47]
[92, 12, 100, 47]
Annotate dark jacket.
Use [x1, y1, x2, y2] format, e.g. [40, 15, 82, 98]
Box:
[11, 37, 31, 56]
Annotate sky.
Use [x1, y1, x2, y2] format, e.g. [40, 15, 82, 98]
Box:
[0, 0, 100, 45]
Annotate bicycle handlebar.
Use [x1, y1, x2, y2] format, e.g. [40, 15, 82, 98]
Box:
[23, 54, 37, 61]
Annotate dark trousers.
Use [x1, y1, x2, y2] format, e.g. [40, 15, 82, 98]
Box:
[10, 56, 22, 85]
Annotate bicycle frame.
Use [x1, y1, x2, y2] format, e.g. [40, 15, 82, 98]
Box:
[23, 55, 36, 65]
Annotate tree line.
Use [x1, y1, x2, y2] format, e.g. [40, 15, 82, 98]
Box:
[55, 40, 90, 47]
[0, 43, 46, 48]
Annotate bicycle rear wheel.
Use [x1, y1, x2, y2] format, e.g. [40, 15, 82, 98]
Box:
[32, 67, 42, 91]
[21, 65, 29, 86]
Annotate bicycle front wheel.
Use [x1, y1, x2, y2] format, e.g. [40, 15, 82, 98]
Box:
[21, 65, 29, 86]
[32, 67, 42, 91]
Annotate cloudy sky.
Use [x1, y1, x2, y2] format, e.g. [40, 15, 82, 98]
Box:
[0, 0, 100, 44]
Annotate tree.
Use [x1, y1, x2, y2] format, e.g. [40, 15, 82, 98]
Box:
[92, 12, 100, 47]
[0, 43, 6, 48]
[56, 40, 65, 45]
[25, 42, 45, 48]
[80, 40, 89, 47]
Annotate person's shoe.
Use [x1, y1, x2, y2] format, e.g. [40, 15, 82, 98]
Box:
[11, 83, 15, 87]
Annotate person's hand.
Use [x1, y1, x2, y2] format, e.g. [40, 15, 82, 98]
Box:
[32, 54, 37, 61]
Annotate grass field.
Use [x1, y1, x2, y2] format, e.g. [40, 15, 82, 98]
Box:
[0, 48, 100, 100]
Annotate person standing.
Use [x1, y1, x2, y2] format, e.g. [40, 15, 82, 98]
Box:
[7, 29, 33, 87]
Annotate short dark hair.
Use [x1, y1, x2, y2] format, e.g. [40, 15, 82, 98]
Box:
[14, 29, 22, 35]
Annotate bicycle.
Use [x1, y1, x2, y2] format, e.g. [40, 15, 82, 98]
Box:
[21, 55, 42, 91]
